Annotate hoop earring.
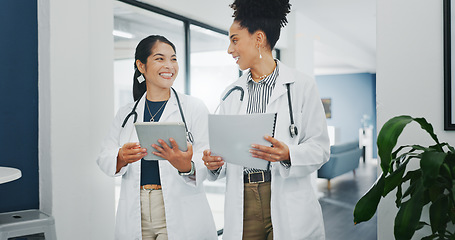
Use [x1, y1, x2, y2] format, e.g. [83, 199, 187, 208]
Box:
[137, 74, 145, 83]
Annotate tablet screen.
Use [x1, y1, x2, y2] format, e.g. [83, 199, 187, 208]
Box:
[134, 122, 188, 160]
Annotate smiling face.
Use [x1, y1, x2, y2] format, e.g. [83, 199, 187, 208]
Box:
[136, 41, 179, 91]
[227, 21, 261, 71]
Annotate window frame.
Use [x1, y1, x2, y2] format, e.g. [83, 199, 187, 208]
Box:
[117, 0, 229, 95]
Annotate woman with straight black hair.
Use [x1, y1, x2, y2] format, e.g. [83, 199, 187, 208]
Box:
[203, 1, 330, 239]
[98, 35, 217, 240]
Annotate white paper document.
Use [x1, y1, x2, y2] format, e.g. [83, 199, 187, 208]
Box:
[208, 113, 277, 170]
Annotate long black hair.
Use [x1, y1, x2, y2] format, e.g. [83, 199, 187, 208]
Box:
[132, 35, 176, 101]
[230, 0, 291, 49]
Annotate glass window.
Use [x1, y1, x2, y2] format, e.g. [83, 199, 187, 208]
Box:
[114, 1, 186, 111]
[190, 25, 239, 113]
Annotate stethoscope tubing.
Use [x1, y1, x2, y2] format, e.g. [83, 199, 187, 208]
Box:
[121, 87, 194, 144]
[220, 83, 298, 138]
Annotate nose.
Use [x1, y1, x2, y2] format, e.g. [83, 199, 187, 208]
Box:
[227, 42, 234, 55]
[164, 60, 173, 69]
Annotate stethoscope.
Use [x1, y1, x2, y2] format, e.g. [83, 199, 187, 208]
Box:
[219, 83, 298, 138]
[121, 87, 194, 144]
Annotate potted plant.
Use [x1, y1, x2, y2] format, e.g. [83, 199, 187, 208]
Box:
[353, 115, 455, 240]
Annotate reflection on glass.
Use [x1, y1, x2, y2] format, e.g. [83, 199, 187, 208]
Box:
[113, 1, 186, 111]
[190, 25, 239, 113]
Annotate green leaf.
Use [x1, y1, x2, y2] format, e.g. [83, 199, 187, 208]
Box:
[447, 144, 455, 152]
[413, 118, 441, 148]
[378, 116, 413, 173]
[394, 179, 425, 240]
[392, 145, 417, 160]
[354, 174, 385, 224]
[421, 152, 447, 188]
[403, 170, 422, 182]
[429, 195, 449, 234]
[384, 158, 409, 196]
[428, 186, 444, 203]
[441, 163, 452, 180]
[402, 172, 421, 200]
[421, 234, 437, 240]
[396, 182, 403, 208]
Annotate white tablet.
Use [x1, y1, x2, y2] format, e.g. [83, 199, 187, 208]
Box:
[134, 122, 188, 160]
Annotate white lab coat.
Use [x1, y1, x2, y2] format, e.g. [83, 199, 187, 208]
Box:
[97, 90, 217, 240]
[208, 61, 330, 240]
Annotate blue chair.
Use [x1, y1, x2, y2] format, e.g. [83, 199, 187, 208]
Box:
[318, 140, 363, 189]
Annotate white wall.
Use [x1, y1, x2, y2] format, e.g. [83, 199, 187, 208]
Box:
[280, 11, 315, 76]
[38, 0, 115, 239]
[377, 0, 455, 239]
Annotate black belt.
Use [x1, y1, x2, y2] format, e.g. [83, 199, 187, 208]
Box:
[244, 171, 271, 184]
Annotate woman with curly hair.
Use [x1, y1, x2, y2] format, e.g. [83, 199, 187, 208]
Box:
[203, 0, 330, 239]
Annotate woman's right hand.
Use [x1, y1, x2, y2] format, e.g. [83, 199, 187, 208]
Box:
[116, 142, 147, 172]
[202, 149, 224, 171]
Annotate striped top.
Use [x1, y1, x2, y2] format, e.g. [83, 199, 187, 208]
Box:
[246, 65, 279, 114]
[244, 64, 279, 174]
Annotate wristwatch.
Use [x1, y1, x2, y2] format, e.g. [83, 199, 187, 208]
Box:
[178, 161, 195, 176]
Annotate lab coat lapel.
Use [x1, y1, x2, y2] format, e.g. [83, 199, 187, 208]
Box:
[158, 89, 179, 122]
[125, 94, 146, 143]
[268, 61, 294, 107]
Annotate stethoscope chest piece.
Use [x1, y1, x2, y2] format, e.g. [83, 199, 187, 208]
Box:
[289, 124, 298, 138]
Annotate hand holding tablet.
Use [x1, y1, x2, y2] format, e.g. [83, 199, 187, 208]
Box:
[134, 122, 188, 160]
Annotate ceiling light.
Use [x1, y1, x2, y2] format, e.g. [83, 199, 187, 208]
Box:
[113, 30, 134, 39]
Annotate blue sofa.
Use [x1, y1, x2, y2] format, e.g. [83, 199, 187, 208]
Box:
[318, 140, 363, 189]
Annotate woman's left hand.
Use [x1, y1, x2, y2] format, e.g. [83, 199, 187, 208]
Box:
[250, 135, 290, 162]
[152, 138, 193, 172]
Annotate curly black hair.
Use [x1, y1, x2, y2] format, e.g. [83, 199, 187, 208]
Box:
[230, 0, 291, 49]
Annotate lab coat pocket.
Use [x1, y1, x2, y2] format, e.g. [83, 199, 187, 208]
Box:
[284, 188, 324, 239]
[180, 193, 217, 240]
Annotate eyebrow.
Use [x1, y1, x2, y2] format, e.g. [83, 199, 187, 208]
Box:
[152, 53, 177, 57]
[230, 34, 238, 39]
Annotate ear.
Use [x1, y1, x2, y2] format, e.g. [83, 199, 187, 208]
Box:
[136, 59, 145, 74]
[255, 30, 266, 47]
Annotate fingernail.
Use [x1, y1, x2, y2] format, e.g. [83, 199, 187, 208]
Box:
[249, 150, 253, 153]
[251, 144, 256, 148]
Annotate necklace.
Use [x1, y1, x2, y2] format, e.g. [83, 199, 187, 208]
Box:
[146, 100, 168, 122]
[257, 74, 268, 80]
[253, 67, 275, 81]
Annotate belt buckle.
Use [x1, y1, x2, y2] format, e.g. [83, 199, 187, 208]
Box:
[248, 172, 265, 184]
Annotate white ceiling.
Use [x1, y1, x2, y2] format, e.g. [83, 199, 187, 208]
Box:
[138, 0, 376, 75]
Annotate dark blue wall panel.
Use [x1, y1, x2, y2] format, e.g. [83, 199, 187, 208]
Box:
[0, 0, 39, 212]
[316, 73, 377, 158]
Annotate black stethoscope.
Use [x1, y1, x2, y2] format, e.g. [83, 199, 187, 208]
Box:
[121, 87, 194, 144]
[220, 83, 298, 138]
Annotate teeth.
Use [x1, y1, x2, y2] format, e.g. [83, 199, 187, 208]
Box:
[160, 73, 172, 77]
[234, 57, 239, 61]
